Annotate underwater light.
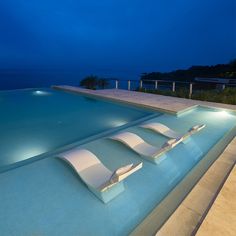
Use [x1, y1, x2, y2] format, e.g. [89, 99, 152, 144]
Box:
[33, 90, 50, 96]
[12, 145, 46, 163]
[110, 119, 127, 127]
[216, 110, 230, 118]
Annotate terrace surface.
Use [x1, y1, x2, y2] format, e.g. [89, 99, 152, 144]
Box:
[54, 86, 236, 113]
[196, 164, 236, 236]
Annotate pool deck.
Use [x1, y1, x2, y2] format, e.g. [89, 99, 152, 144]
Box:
[196, 164, 236, 236]
[53, 86, 236, 235]
[53, 86, 236, 113]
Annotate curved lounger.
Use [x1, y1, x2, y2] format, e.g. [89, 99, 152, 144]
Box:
[59, 149, 142, 203]
[110, 132, 181, 164]
[140, 123, 206, 141]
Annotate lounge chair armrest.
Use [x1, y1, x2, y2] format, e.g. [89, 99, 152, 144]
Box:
[157, 138, 183, 156]
[98, 162, 142, 192]
[162, 138, 178, 148]
[167, 138, 177, 146]
[189, 124, 206, 133]
[110, 162, 143, 183]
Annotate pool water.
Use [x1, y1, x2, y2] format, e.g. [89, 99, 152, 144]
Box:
[0, 88, 155, 170]
[0, 89, 236, 236]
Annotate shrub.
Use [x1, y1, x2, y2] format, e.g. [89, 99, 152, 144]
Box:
[80, 76, 109, 89]
[137, 87, 236, 105]
[80, 75, 98, 89]
[97, 78, 109, 89]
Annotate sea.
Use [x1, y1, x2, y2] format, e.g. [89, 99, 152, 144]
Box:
[0, 69, 141, 91]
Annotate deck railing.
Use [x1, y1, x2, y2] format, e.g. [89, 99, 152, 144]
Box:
[105, 78, 236, 98]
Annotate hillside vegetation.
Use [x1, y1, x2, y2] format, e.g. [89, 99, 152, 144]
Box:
[141, 59, 236, 82]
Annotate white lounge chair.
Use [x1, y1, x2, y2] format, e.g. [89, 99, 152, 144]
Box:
[59, 149, 142, 203]
[110, 132, 181, 164]
[140, 123, 205, 141]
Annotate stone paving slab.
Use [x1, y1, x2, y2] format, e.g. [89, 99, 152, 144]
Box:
[53, 86, 236, 113]
[196, 164, 236, 236]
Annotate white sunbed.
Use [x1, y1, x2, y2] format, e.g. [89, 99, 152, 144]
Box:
[110, 132, 181, 163]
[59, 149, 142, 203]
[140, 122, 206, 141]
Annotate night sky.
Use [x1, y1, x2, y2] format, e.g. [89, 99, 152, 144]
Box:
[0, 0, 235, 79]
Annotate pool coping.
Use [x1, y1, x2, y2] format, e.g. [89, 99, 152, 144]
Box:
[52, 86, 236, 236]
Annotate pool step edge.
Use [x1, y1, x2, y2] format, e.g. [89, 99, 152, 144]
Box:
[130, 131, 236, 236]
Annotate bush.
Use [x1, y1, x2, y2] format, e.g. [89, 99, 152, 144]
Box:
[97, 78, 109, 89]
[80, 76, 109, 89]
[192, 88, 236, 104]
[137, 87, 236, 105]
[80, 75, 98, 89]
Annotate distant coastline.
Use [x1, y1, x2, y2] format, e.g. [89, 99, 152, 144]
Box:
[141, 60, 236, 82]
[0, 60, 235, 90]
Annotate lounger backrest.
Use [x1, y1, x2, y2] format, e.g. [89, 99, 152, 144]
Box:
[112, 132, 145, 148]
[142, 122, 180, 139]
[149, 123, 170, 133]
[134, 142, 160, 157]
[79, 163, 112, 189]
[62, 149, 101, 172]
[61, 149, 112, 189]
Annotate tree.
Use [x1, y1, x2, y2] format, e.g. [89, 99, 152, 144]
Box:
[80, 75, 98, 89]
[229, 59, 236, 68]
[140, 60, 236, 82]
[97, 78, 109, 89]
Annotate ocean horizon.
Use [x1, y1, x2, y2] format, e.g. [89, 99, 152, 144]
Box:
[0, 69, 141, 90]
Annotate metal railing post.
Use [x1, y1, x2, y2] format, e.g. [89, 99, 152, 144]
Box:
[155, 81, 158, 90]
[172, 82, 176, 92]
[140, 80, 143, 89]
[189, 83, 193, 98]
[115, 80, 119, 89]
[128, 80, 131, 91]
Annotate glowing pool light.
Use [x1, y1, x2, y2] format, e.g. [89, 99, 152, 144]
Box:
[216, 110, 230, 118]
[33, 90, 50, 96]
[109, 119, 127, 127]
[12, 145, 46, 163]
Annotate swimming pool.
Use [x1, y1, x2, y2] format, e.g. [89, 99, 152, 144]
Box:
[0, 88, 236, 236]
[0, 88, 156, 171]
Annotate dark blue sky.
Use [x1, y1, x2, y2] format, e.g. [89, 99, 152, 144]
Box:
[0, 0, 235, 78]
